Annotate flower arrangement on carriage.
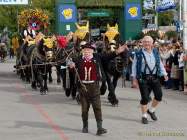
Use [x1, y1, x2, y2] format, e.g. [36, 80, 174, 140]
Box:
[18, 9, 49, 32]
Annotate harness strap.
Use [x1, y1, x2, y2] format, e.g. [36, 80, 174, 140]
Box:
[142, 52, 157, 75]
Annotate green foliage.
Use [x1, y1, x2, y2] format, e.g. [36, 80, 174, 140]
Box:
[158, 11, 174, 26]
[165, 30, 178, 40]
[76, 0, 123, 8]
[144, 30, 159, 41]
[0, 6, 20, 32]
[0, 0, 55, 33]
[31, 0, 55, 33]
[135, 31, 144, 40]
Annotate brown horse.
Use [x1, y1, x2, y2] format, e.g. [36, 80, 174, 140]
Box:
[0, 43, 7, 62]
[59, 22, 90, 100]
[99, 23, 128, 106]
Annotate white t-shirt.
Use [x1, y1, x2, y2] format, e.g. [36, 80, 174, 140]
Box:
[23, 29, 36, 38]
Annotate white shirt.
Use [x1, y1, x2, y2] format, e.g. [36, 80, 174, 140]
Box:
[179, 52, 184, 68]
[24, 29, 36, 38]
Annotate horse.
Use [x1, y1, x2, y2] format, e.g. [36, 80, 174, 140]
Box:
[30, 35, 56, 95]
[15, 33, 44, 82]
[0, 43, 7, 62]
[99, 23, 128, 106]
[57, 22, 90, 100]
[56, 42, 78, 99]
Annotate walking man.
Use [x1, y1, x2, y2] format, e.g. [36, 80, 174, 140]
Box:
[69, 41, 128, 135]
[132, 36, 168, 124]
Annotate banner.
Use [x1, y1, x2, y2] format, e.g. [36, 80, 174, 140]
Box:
[156, 0, 176, 12]
[91, 29, 100, 37]
[125, 3, 141, 20]
[0, 0, 28, 5]
[59, 5, 77, 23]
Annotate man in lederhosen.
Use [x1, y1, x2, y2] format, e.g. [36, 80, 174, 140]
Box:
[69, 41, 128, 135]
[132, 36, 168, 124]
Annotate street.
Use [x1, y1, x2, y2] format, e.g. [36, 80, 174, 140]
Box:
[0, 59, 187, 140]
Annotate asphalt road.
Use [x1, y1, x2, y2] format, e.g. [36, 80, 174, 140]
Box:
[0, 58, 187, 140]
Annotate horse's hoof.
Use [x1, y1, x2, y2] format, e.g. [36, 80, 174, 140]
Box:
[25, 81, 30, 84]
[31, 82, 37, 89]
[112, 102, 119, 107]
[65, 89, 71, 97]
[40, 89, 45, 95]
[37, 83, 41, 88]
[40, 90, 47, 95]
[31, 85, 37, 90]
[72, 96, 76, 100]
[76, 94, 80, 104]
[108, 99, 119, 107]
[21, 77, 26, 81]
[43, 91, 48, 95]
[57, 79, 61, 84]
[49, 77, 53, 83]
[45, 88, 48, 92]
[100, 86, 107, 95]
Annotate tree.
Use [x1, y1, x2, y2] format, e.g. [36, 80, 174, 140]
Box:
[0, 6, 19, 32]
[165, 30, 178, 40]
[158, 11, 174, 26]
[30, 0, 55, 33]
[0, 0, 55, 33]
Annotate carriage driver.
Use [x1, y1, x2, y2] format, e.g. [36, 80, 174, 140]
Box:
[69, 41, 128, 135]
[23, 26, 36, 39]
[132, 36, 168, 124]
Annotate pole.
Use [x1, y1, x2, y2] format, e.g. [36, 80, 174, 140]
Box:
[179, 0, 182, 38]
[154, 0, 158, 29]
[183, 0, 187, 93]
[179, 0, 182, 22]
[17, 7, 19, 33]
[183, 0, 187, 50]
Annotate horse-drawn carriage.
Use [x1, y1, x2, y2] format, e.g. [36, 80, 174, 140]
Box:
[15, 8, 128, 106]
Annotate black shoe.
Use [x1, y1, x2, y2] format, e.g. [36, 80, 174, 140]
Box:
[141, 117, 148, 124]
[96, 128, 107, 135]
[147, 110, 158, 121]
[82, 127, 88, 133]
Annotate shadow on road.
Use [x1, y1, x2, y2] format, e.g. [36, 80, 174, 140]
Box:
[18, 93, 79, 105]
[68, 112, 140, 124]
[11, 120, 81, 133]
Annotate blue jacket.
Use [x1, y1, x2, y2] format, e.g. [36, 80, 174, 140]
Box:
[135, 48, 161, 79]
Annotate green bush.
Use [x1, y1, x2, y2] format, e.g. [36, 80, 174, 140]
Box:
[165, 30, 178, 40]
[144, 30, 159, 41]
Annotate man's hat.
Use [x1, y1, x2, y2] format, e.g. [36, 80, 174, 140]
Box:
[80, 41, 95, 50]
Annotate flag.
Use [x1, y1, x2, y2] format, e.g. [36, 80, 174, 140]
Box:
[143, 0, 154, 10]
[156, 0, 176, 12]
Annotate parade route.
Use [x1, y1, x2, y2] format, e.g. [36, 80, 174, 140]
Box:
[0, 59, 187, 140]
